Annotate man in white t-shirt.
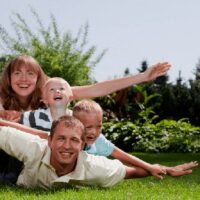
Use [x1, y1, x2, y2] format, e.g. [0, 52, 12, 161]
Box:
[0, 115, 126, 189]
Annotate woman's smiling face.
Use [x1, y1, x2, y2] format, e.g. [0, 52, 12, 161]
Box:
[11, 65, 38, 100]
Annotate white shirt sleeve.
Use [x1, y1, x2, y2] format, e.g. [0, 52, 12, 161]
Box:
[81, 152, 126, 187]
[0, 126, 47, 163]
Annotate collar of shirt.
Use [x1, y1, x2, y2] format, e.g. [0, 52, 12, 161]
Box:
[42, 148, 86, 184]
[41, 147, 56, 172]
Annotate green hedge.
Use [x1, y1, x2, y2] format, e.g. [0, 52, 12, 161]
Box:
[102, 119, 200, 153]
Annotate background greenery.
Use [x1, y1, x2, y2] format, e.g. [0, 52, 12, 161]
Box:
[0, 9, 199, 199]
[0, 8, 106, 86]
[0, 9, 200, 153]
[103, 119, 200, 153]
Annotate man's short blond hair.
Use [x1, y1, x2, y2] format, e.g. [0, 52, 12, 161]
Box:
[50, 115, 85, 141]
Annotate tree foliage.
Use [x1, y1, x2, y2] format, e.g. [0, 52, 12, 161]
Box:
[0, 8, 106, 85]
[96, 59, 200, 126]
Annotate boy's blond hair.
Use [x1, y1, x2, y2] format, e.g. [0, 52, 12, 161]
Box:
[73, 99, 103, 118]
[42, 77, 71, 98]
[43, 77, 71, 91]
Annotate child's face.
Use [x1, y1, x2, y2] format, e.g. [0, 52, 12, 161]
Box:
[77, 112, 102, 145]
[43, 80, 72, 107]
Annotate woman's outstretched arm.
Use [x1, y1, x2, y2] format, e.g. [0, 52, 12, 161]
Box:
[71, 62, 171, 100]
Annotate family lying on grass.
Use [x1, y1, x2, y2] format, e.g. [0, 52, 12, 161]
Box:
[0, 56, 198, 188]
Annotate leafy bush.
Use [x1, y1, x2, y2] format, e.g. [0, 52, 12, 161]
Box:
[0, 8, 106, 86]
[102, 119, 200, 153]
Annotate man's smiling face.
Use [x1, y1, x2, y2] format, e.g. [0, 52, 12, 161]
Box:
[48, 121, 84, 172]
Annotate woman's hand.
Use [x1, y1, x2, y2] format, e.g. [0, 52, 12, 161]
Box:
[0, 110, 21, 122]
[143, 62, 171, 81]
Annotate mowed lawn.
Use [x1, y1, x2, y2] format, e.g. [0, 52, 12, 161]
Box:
[0, 153, 199, 200]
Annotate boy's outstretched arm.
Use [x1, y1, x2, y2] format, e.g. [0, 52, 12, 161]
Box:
[0, 119, 48, 139]
[71, 62, 171, 99]
[112, 147, 198, 179]
[111, 147, 166, 179]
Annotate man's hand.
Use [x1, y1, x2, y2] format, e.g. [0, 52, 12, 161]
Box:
[149, 164, 167, 179]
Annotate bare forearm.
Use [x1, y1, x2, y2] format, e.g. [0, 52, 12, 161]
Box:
[0, 119, 48, 139]
[71, 73, 146, 99]
[71, 62, 171, 100]
[125, 166, 150, 179]
[112, 147, 153, 171]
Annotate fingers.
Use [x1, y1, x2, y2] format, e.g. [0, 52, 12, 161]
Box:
[155, 62, 171, 67]
[145, 62, 171, 81]
[155, 161, 198, 178]
[0, 111, 6, 119]
[174, 161, 198, 171]
[186, 161, 198, 169]
[151, 62, 171, 76]
[193, 161, 198, 167]
[171, 169, 193, 177]
[153, 170, 167, 180]
[155, 174, 164, 180]
[0, 110, 21, 122]
[153, 62, 171, 69]
[181, 170, 193, 175]
[152, 170, 167, 180]
[154, 62, 171, 73]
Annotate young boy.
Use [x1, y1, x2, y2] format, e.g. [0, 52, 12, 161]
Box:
[20, 77, 73, 130]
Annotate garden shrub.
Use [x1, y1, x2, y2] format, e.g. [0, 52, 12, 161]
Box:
[102, 119, 200, 153]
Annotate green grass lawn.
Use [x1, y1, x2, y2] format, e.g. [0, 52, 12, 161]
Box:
[0, 153, 199, 200]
